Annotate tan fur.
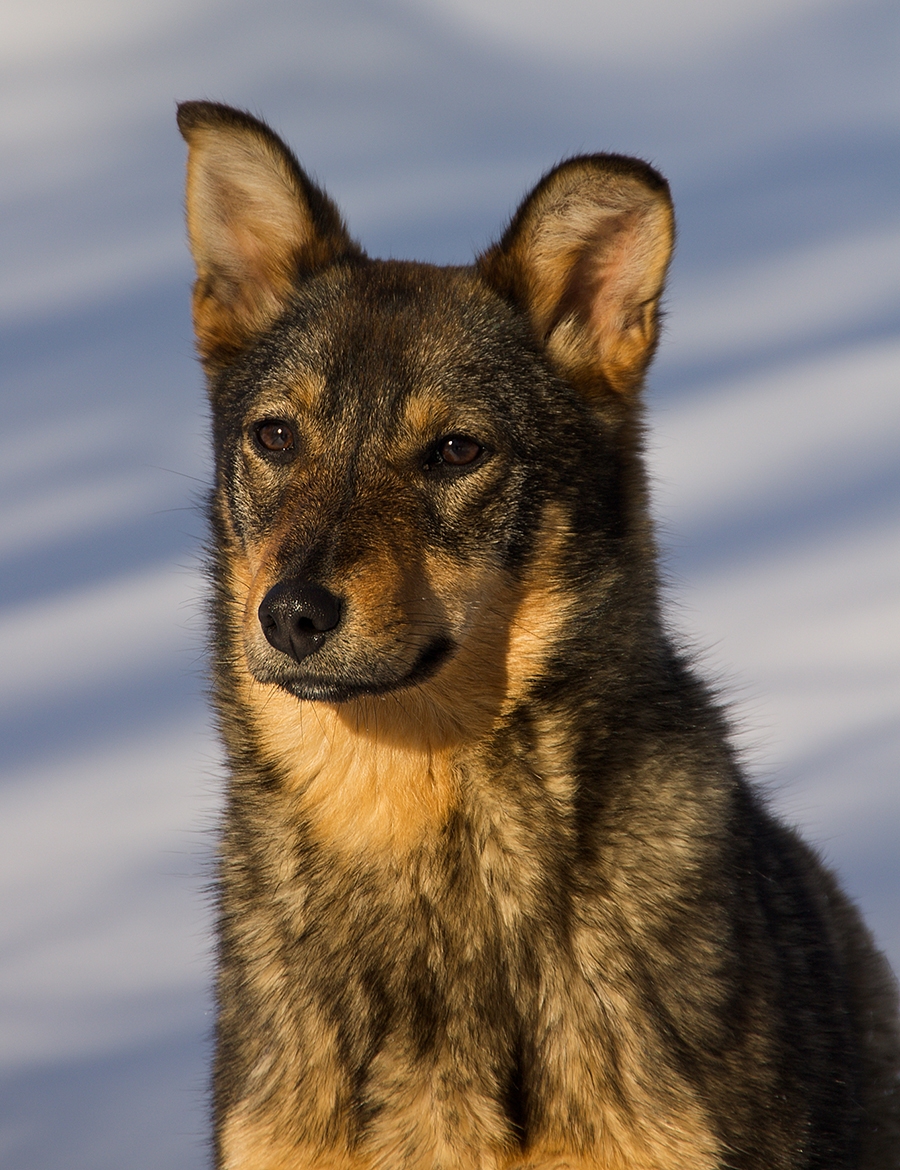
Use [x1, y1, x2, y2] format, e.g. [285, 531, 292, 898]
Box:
[222, 1111, 367, 1170]
[519, 1008, 720, 1169]
[230, 500, 577, 858]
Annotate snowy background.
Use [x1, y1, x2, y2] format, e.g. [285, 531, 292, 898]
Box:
[1, 1, 898, 1166]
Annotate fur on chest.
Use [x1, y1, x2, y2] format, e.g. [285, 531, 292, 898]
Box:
[214, 715, 726, 1170]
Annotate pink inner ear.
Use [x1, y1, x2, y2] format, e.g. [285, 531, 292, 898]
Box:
[588, 211, 660, 338]
[537, 195, 671, 392]
[191, 150, 306, 286]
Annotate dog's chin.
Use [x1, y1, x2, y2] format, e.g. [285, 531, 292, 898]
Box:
[254, 636, 456, 704]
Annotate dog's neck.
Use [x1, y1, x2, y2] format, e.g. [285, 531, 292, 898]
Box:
[230, 663, 579, 859]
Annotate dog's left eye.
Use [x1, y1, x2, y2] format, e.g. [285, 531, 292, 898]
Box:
[254, 419, 295, 455]
[427, 434, 486, 473]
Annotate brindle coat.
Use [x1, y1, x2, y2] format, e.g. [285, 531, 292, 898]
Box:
[177, 101, 900, 1169]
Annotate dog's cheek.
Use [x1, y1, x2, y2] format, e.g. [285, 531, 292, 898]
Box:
[424, 468, 528, 572]
[215, 440, 284, 553]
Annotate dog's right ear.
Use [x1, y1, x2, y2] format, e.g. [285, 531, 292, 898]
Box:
[478, 155, 674, 397]
[177, 101, 360, 369]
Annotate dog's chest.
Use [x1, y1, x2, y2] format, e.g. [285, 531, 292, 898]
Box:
[217, 731, 724, 1169]
[219, 807, 720, 1170]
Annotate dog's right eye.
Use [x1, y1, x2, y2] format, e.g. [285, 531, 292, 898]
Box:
[424, 433, 488, 476]
[254, 419, 296, 456]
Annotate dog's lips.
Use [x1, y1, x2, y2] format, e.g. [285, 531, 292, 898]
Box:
[258, 635, 456, 703]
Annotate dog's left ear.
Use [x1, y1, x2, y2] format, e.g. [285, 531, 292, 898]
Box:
[478, 155, 674, 396]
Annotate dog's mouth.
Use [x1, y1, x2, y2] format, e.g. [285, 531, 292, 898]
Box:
[257, 635, 456, 704]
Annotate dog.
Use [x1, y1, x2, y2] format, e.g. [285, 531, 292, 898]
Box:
[177, 101, 899, 1169]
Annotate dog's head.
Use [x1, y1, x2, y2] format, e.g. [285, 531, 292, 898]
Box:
[177, 102, 673, 719]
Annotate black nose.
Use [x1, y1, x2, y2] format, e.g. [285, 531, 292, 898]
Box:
[258, 579, 342, 664]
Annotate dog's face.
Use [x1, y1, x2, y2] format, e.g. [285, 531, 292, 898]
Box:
[178, 103, 674, 713]
[214, 263, 581, 704]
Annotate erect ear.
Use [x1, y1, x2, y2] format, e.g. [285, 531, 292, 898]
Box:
[176, 101, 361, 369]
[478, 155, 674, 396]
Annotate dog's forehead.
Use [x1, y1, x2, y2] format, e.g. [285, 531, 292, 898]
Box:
[265, 261, 530, 416]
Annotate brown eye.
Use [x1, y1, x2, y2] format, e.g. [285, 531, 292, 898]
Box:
[255, 419, 295, 454]
[437, 435, 484, 467]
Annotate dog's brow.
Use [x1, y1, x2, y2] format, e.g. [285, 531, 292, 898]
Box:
[402, 389, 454, 436]
[277, 370, 326, 414]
